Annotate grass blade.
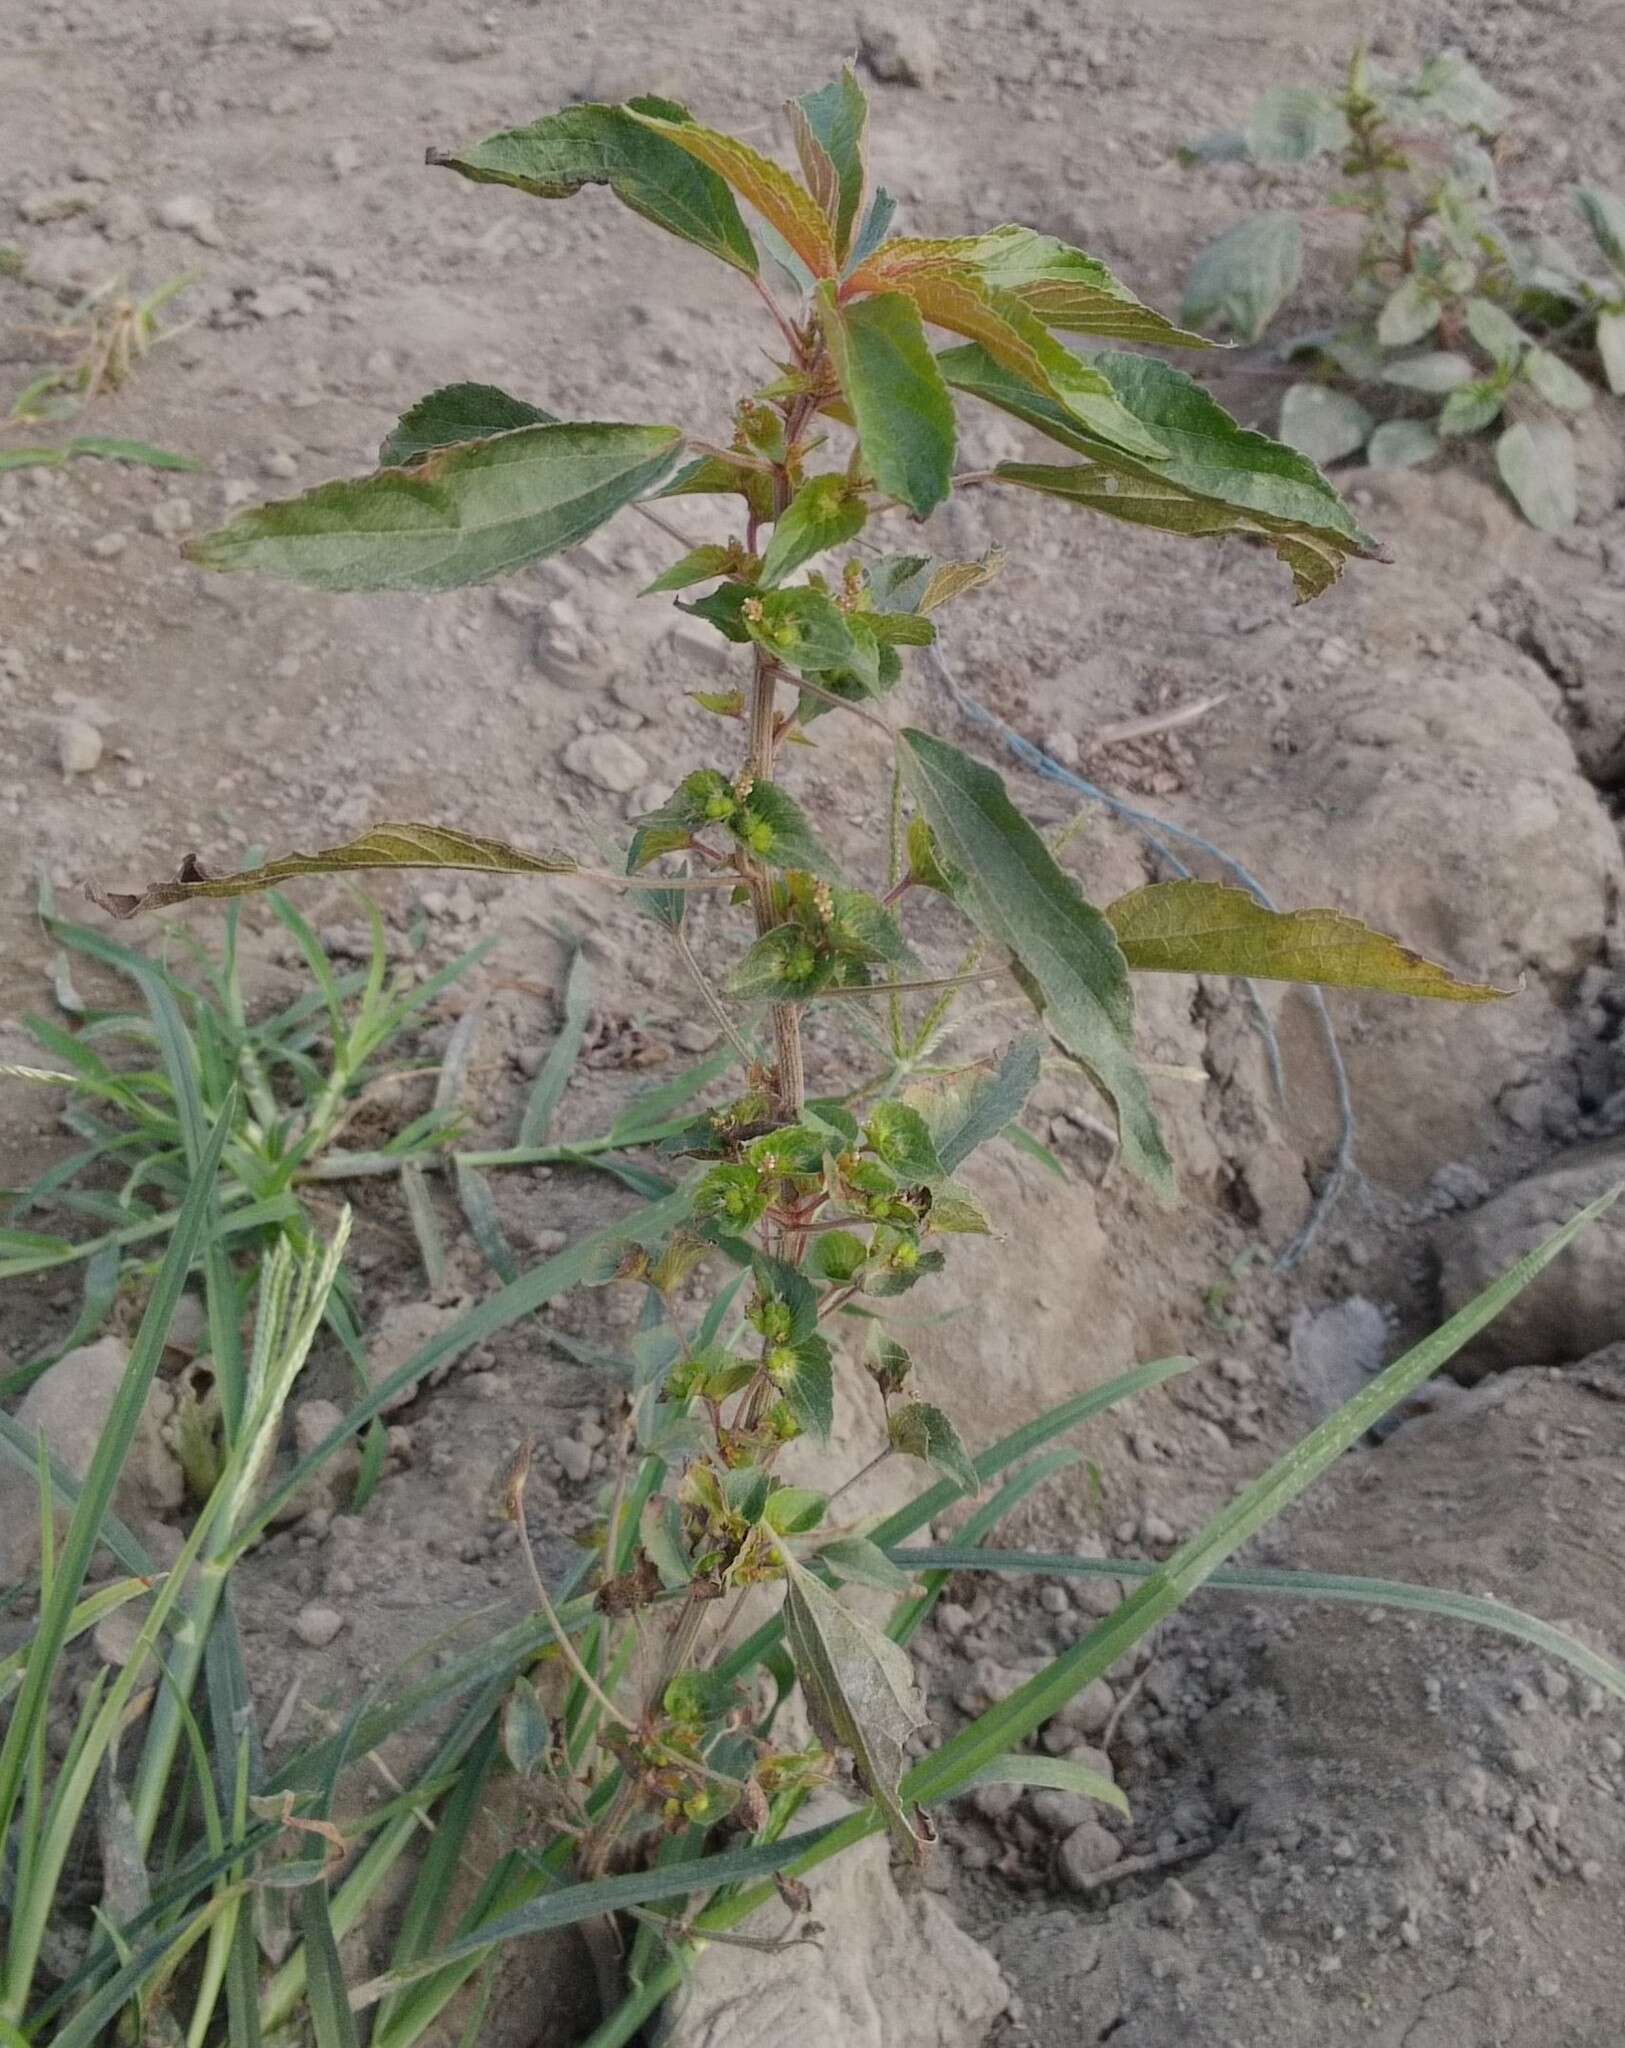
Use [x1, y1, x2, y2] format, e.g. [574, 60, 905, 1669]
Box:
[519, 945, 591, 1145]
[0, 1093, 234, 1909]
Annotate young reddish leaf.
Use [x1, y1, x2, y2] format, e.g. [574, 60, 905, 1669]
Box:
[965, 224, 1213, 349]
[1105, 882, 1509, 1001]
[817, 286, 955, 518]
[428, 99, 758, 276]
[188, 423, 683, 593]
[626, 108, 837, 278]
[91, 825, 578, 919]
[846, 246, 1166, 460]
[791, 68, 869, 257]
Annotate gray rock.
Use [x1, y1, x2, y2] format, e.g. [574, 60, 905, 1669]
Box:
[293, 1603, 344, 1647]
[153, 194, 223, 246]
[0, 1337, 182, 1582]
[674, 1021, 720, 1054]
[857, 12, 939, 87]
[561, 731, 649, 795]
[58, 717, 104, 775]
[1438, 1141, 1625, 1368]
[87, 531, 128, 560]
[1029, 1787, 1102, 1835]
[663, 618, 734, 680]
[1049, 1675, 1114, 1738]
[147, 496, 194, 538]
[1057, 1820, 1123, 1888]
[284, 15, 337, 52]
[556, 1436, 593, 1484]
[1289, 1296, 1389, 1411]
[665, 1796, 1006, 2047]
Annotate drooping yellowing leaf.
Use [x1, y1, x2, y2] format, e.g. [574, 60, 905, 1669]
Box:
[1105, 882, 1509, 1002]
[899, 730, 1174, 1199]
[90, 826, 578, 920]
[427, 98, 758, 276]
[188, 423, 683, 592]
[918, 550, 1003, 612]
[627, 108, 837, 278]
[817, 286, 955, 518]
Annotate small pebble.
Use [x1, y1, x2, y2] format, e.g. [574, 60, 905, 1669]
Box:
[294, 1603, 344, 1648]
[561, 731, 650, 795]
[147, 496, 193, 537]
[58, 718, 104, 775]
[88, 531, 128, 560]
[556, 1437, 593, 1484]
[285, 14, 337, 52]
[1057, 1821, 1122, 1888]
[261, 449, 300, 479]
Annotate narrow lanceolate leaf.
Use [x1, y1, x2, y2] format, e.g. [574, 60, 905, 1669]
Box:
[960, 1750, 1128, 1819]
[944, 345, 1380, 600]
[964, 224, 1213, 348]
[1105, 882, 1508, 1001]
[818, 286, 955, 517]
[887, 1400, 979, 1494]
[379, 383, 557, 466]
[427, 99, 757, 276]
[778, 1547, 926, 1860]
[849, 245, 1166, 460]
[626, 108, 837, 277]
[1597, 309, 1625, 396]
[758, 474, 868, 586]
[91, 825, 577, 919]
[792, 69, 868, 256]
[899, 730, 1173, 1197]
[189, 423, 682, 593]
[1575, 185, 1625, 279]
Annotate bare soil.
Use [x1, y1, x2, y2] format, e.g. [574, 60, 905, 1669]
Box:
[3, 2, 1624, 2044]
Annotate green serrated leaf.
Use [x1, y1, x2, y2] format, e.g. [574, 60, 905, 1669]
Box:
[189, 423, 682, 592]
[864, 1101, 944, 1184]
[1278, 383, 1372, 466]
[765, 1333, 834, 1440]
[887, 1399, 978, 1493]
[1496, 418, 1576, 531]
[1523, 346, 1592, 413]
[1367, 418, 1441, 469]
[1438, 381, 1504, 437]
[1375, 276, 1441, 349]
[1464, 295, 1523, 366]
[725, 925, 838, 1001]
[1181, 213, 1302, 342]
[642, 543, 750, 594]
[906, 1037, 1043, 1176]
[379, 383, 558, 466]
[947, 345, 1377, 600]
[745, 586, 856, 676]
[1244, 85, 1350, 165]
[1105, 881, 1505, 1000]
[428, 99, 757, 276]
[735, 780, 839, 877]
[817, 1534, 914, 1594]
[758, 474, 868, 587]
[1574, 186, 1625, 280]
[778, 1546, 925, 1860]
[809, 1230, 868, 1284]
[817, 286, 956, 518]
[900, 729, 1172, 1196]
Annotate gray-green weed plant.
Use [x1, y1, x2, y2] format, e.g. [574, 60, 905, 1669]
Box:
[1180, 46, 1625, 528]
[7, 73, 1624, 2047]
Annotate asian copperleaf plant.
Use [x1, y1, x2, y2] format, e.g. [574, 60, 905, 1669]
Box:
[52, 66, 1619, 2048]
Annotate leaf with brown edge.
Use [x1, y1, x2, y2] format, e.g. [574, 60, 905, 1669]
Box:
[918, 549, 1003, 612]
[426, 98, 757, 277]
[626, 108, 837, 278]
[1105, 882, 1510, 1002]
[90, 826, 578, 920]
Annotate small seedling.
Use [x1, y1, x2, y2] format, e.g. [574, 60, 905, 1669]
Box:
[6, 270, 195, 424]
[5, 72, 1621, 2048]
[1180, 45, 1625, 528]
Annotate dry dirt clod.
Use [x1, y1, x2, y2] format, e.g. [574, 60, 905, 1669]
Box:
[58, 717, 104, 775]
[856, 12, 938, 87]
[561, 731, 650, 794]
[284, 14, 337, 53]
[1057, 1820, 1124, 1889]
[293, 1603, 344, 1647]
